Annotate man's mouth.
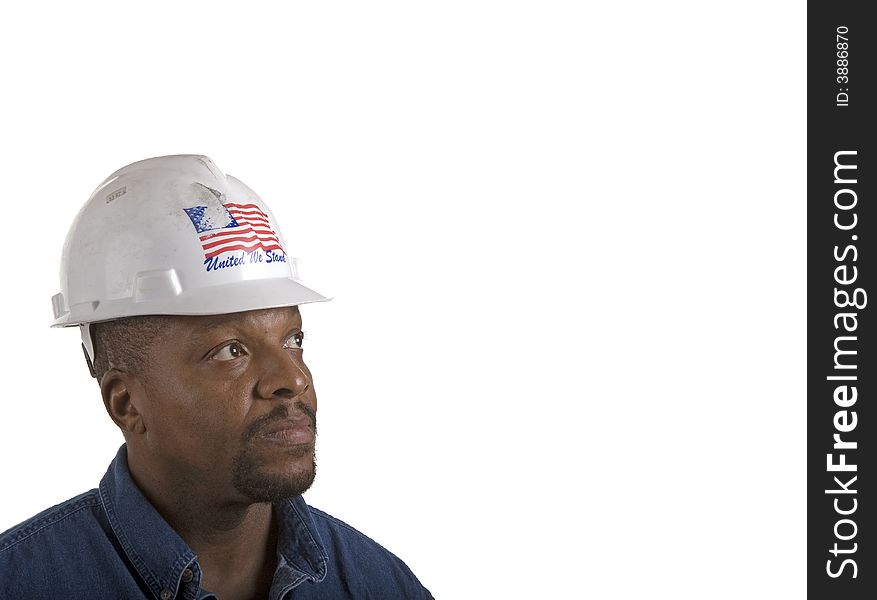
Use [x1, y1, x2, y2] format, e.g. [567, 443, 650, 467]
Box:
[256, 416, 315, 445]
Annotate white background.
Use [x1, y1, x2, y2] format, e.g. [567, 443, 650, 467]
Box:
[0, 2, 805, 598]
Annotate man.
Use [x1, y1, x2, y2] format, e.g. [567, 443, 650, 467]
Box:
[0, 155, 432, 599]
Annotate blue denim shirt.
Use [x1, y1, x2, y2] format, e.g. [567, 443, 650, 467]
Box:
[0, 446, 432, 599]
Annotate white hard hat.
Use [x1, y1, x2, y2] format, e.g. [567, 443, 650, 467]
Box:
[51, 154, 329, 365]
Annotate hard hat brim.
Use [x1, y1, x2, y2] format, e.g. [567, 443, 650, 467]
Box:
[52, 277, 330, 327]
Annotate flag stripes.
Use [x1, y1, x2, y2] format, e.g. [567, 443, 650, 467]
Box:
[197, 202, 285, 259]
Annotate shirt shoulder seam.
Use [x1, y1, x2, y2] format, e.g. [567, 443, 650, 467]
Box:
[0, 494, 101, 554]
[308, 506, 390, 550]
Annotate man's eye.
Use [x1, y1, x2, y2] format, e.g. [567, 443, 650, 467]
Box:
[284, 332, 305, 350]
[212, 342, 247, 361]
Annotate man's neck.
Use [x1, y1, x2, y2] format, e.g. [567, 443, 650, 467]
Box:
[127, 452, 278, 600]
[187, 504, 278, 600]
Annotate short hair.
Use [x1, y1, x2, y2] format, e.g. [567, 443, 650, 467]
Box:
[90, 316, 171, 382]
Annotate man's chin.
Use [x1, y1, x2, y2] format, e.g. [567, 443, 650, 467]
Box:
[232, 447, 317, 502]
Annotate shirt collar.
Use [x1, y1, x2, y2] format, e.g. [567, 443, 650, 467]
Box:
[99, 445, 198, 599]
[276, 495, 328, 585]
[98, 444, 328, 599]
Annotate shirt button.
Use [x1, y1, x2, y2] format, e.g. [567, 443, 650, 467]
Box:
[181, 568, 194, 583]
[160, 590, 172, 600]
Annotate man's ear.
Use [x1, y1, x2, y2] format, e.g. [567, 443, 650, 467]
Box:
[100, 370, 147, 435]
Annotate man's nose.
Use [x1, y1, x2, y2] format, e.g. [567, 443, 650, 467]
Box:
[255, 347, 311, 400]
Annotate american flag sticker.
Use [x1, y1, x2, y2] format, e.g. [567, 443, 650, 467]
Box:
[183, 202, 286, 259]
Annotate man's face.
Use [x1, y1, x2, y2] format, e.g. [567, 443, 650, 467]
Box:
[132, 306, 317, 503]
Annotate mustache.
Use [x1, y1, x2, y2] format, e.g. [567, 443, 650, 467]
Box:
[243, 402, 317, 443]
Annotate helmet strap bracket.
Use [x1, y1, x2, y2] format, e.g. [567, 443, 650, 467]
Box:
[82, 343, 97, 379]
[80, 324, 97, 378]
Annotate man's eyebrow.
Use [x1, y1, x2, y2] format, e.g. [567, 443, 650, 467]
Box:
[183, 317, 240, 345]
[282, 324, 304, 338]
[184, 310, 303, 345]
